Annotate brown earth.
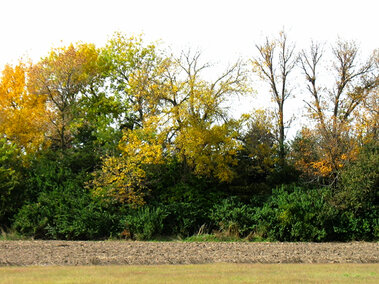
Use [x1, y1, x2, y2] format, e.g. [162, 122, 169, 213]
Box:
[0, 241, 378, 266]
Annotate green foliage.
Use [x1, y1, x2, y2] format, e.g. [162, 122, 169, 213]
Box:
[266, 163, 299, 186]
[12, 149, 122, 240]
[74, 92, 125, 156]
[121, 206, 168, 240]
[0, 139, 23, 227]
[162, 202, 210, 237]
[329, 142, 379, 241]
[335, 141, 378, 213]
[254, 185, 336, 241]
[333, 209, 379, 241]
[12, 171, 121, 240]
[210, 197, 256, 238]
[239, 110, 277, 182]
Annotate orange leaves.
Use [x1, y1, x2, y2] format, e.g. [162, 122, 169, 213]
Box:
[310, 160, 332, 177]
[291, 126, 362, 182]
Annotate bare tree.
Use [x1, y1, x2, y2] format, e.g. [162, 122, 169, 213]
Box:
[299, 39, 377, 180]
[252, 31, 297, 166]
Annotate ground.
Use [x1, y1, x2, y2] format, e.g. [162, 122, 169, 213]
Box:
[0, 241, 378, 266]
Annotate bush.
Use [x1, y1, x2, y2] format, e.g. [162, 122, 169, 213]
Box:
[0, 139, 24, 227]
[12, 179, 121, 240]
[330, 142, 379, 241]
[332, 207, 379, 241]
[210, 197, 256, 238]
[12, 151, 122, 240]
[254, 185, 337, 241]
[163, 202, 210, 237]
[335, 142, 378, 213]
[121, 206, 168, 240]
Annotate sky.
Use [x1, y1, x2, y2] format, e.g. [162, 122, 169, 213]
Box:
[1, 0, 378, 135]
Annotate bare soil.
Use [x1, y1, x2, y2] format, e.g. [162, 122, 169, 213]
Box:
[0, 241, 378, 266]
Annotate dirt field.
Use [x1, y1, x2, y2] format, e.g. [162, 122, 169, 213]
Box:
[0, 241, 378, 266]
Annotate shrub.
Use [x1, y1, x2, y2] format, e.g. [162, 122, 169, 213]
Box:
[12, 179, 121, 240]
[162, 202, 210, 237]
[0, 139, 24, 227]
[210, 197, 256, 238]
[12, 151, 121, 240]
[335, 142, 378, 211]
[121, 206, 168, 240]
[330, 141, 379, 241]
[332, 207, 379, 241]
[254, 185, 337, 241]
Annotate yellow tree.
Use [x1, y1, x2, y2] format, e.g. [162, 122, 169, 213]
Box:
[0, 63, 49, 153]
[89, 117, 165, 205]
[89, 48, 250, 204]
[157, 50, 249, 182]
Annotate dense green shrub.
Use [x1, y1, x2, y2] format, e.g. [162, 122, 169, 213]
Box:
[12, 177, 121, 240]
[210, 197, 256, 237]
[254, 185, 337, 241]
[0, 139, 24, 227]
[330, 142, 379, 241]
[121, 206, 168, 240]
[163, 202, 210, 237]
[12, 149, 122, 240]
[335, 142, 378, 213]
[333, 208, 378, 241]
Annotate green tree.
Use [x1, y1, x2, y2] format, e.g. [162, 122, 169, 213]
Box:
[28, 43, 104, 150]
[0, 139, 23, 227]
[102, 32, 164, 129]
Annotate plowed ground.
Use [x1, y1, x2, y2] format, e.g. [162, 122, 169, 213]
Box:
[0, 241, 378, 266]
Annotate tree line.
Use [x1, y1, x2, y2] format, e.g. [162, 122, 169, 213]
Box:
[0, 32, 377, 241]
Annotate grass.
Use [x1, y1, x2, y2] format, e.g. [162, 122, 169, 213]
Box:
[0, 263, 378, 283]
[0, 228, 30, 241]
[183, 234, 243, 242]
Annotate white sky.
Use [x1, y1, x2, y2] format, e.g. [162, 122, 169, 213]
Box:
[1, 0, 378, 136]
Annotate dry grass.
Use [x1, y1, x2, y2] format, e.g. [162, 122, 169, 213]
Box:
[0, 263, 378, 284]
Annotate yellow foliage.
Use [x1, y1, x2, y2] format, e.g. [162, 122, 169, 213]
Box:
[175, 121, 241, 182]
[311, 160, 333, 177]
[89, 155, 146, 205]
[0, 63, 50, 153]
[88, 47, 248, 203]
[89, 118, 165, 205]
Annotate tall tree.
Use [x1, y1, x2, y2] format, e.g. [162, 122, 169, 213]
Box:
[89, 49, 249, 204]
[299, 40, 377, 181]
[28, 43, 102, 150]
[102, 32, 164, 129]
[157, 50, 249, 181]
[252, 31, 297, 166]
